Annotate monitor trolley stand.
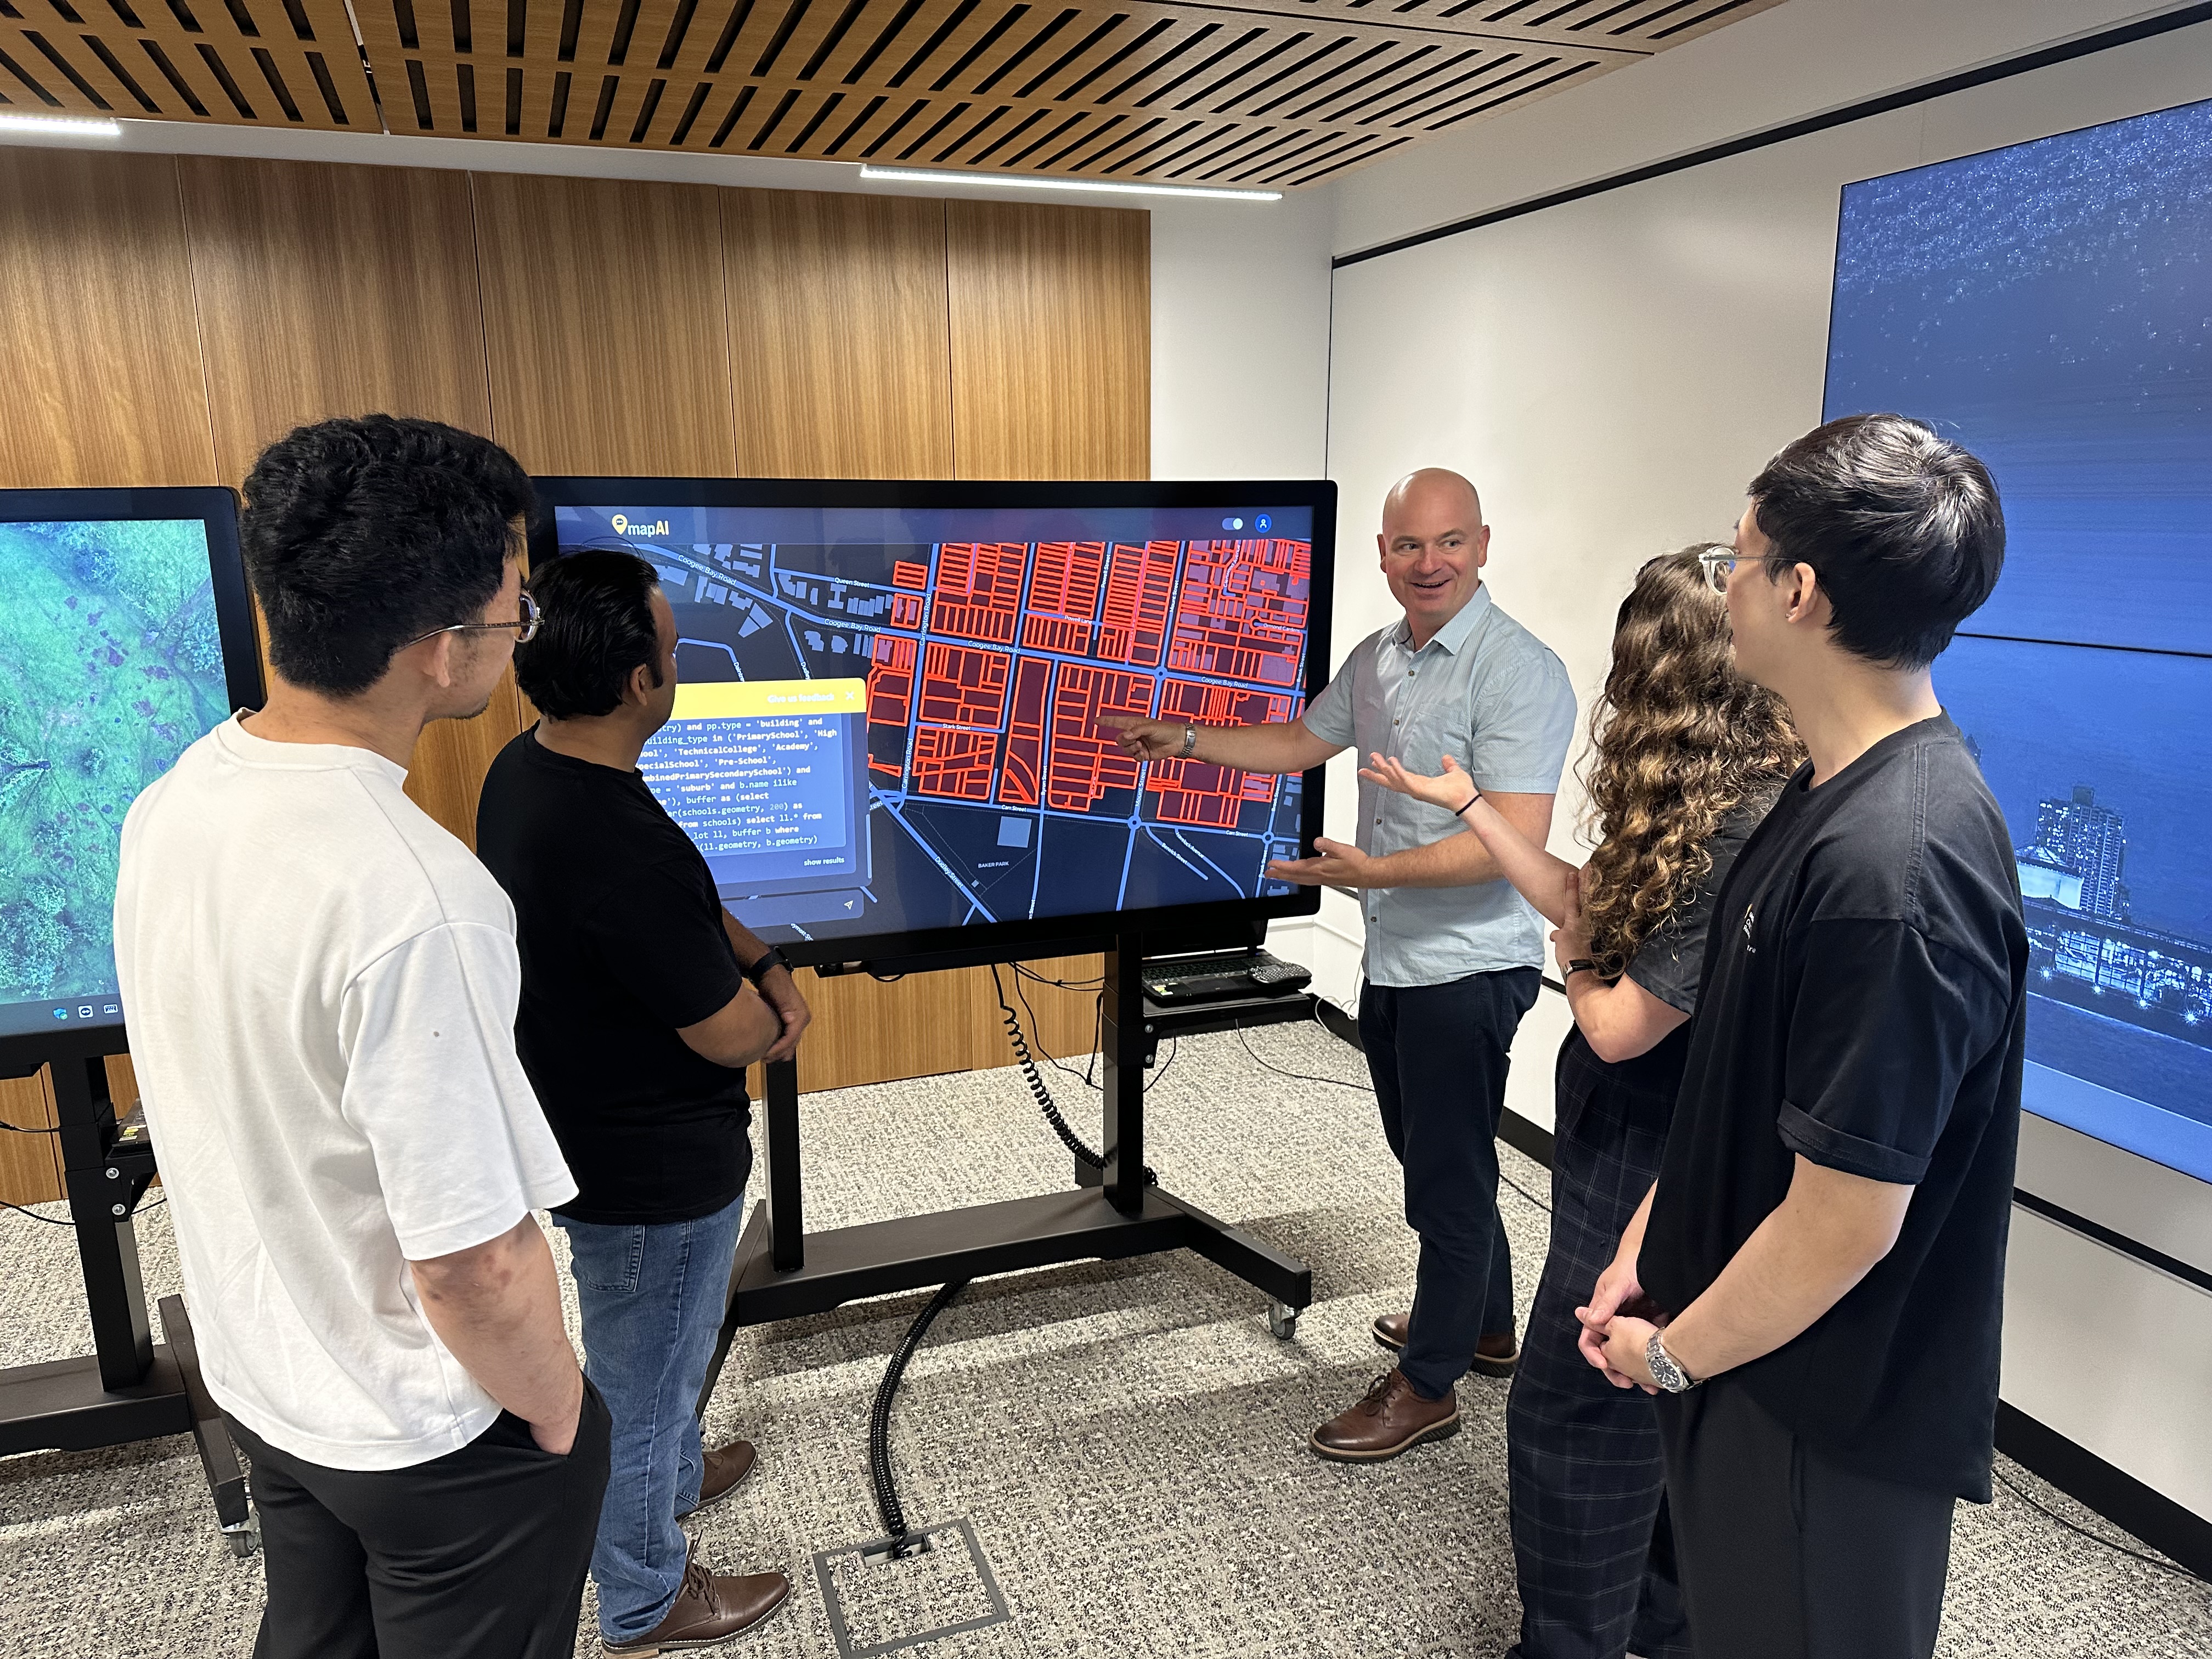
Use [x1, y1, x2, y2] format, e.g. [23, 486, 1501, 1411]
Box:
[0, 1052, 254, 1556]
[701, 935, 1315, 1406]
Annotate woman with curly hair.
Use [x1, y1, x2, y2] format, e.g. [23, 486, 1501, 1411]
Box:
[1363, 546, 1800, 1659]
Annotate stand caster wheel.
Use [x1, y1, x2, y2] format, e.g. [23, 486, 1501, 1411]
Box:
[1267, 1301, 1300, 1341]
[223, 1513, 260, 1559]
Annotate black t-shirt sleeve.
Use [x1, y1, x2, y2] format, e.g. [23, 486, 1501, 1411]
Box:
[1624, 877, 1720, 1015]
[578, 858, 747, 1030]
[1776, 918, 2010, 1186]
[1623, 810, 1758, 1016]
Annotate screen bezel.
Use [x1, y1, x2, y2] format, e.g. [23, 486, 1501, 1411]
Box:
[528, 475, 1336, 968]
[0, 485, 264, 1077]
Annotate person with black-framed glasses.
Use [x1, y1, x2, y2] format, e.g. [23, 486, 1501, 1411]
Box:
[1578, 415, 2024, 1659]
[114, 415, 609, 1659]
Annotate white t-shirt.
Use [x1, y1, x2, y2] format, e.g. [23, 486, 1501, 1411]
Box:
[114, 715, 577, 1471]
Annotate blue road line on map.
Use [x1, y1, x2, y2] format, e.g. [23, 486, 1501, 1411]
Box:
[882, 798, 998, 923]
[676, 637, 745, 676]
[657, 538, 1294, 693]
[1170, 827, 1240, 892]
[1143, 825, 1206, 879]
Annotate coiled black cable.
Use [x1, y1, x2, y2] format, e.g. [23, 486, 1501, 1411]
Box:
[988, 963, 1154, 1185]
[868, 1279, 969, 1556]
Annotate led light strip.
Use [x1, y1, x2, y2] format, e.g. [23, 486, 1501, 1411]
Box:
[0, 114, 124, 136]
[858, 165, 1280, 202]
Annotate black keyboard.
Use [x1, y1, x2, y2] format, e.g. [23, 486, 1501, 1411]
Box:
[1142, 950, 1312, 1005]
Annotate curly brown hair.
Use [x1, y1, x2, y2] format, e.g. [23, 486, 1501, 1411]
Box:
[1578, 547, 1803, 980]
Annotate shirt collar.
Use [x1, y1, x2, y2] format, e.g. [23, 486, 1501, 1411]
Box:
[1389, 582, 1492, 657]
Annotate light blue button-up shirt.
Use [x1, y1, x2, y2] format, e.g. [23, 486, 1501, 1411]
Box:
[1303, 585, 1577, 988]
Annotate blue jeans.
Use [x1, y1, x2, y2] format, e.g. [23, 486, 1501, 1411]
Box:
[555, 1191, 747, 1643]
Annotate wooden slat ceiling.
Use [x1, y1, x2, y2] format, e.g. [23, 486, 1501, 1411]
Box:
[1, 0, 1782, 188]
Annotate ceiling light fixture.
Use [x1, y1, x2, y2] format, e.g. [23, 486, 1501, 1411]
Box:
[858, 165, 1280, 203]
[0, 114, 124, 137]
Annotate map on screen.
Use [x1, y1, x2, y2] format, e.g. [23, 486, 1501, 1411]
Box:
[549, 501, 1319, 949]
[0, 517, 233, 1042]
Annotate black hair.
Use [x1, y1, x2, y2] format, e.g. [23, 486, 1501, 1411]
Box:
[1747, 413, 2005, 669]
[240, 415, 535, 696]
[514, 549, 665, 720]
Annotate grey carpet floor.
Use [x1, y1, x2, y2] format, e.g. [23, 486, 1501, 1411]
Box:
[3, 1020, 2207, 1657]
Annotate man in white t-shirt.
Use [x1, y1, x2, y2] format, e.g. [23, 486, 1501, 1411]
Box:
[114, 416, 609, 1659]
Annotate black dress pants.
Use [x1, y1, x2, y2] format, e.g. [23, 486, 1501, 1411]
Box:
[228, 1383, 612, 1659]
[1656, 1376, 1956, 1659]
[1359, 967, 1541, 1400]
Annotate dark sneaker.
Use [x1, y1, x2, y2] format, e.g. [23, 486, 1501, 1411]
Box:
[1308, 1368, 1460, 1462]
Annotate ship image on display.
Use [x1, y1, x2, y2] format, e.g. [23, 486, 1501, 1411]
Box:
[0, 520, 230, 1011]
[2012, 783, 2212, 1051]
[622, 531, 1312, 938]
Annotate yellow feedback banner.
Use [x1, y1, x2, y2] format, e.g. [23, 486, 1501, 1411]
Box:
[670, 678, 866, 721]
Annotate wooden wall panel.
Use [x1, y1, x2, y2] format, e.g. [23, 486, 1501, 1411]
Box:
[0, 1072, 63, 1207]
[473, 173, 736, 478]
[947, 201, 1149, 481]
[0, 154, 1147, 1200]
[725, 191, 955, 481]
[0, 150, 216, 489]
[792, 956, 1103, 1094]
[179, 157, 494, 481]
[177, 155, 520, 847]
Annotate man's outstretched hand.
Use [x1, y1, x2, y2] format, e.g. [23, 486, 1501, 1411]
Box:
[1266, 837, 1381, 888]
[1096, 714, 1183, 760]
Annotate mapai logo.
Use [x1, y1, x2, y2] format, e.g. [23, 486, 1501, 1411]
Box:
[610, 515, 670, 537]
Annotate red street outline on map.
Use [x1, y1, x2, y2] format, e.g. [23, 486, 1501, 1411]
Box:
[864, 538, 1310, 830]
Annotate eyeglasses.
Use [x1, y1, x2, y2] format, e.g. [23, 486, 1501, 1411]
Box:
[404, 589, 540, 650]
[1697, 549, 1742, 595]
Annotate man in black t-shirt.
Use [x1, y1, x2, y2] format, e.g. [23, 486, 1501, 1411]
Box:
[1575, 415, 2024, 1659]
[476, 551, 812, 1655]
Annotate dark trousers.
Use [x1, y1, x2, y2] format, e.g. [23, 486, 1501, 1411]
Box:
[229, 1384, 611, 1659]
[1506, 1032, 1690, 1659]
[1657, 1378, 1956, 1659]
[1359, 967, 1541, 1399]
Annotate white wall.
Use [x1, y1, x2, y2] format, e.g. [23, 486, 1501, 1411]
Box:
[1148, 192, 1333, 483]
[1318, 0, 2212, 1523]
[1142, 187, 1344, 996]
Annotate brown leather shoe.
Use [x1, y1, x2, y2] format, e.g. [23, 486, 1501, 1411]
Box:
[1308, 1368, 1460, 1462]
[602, 1551, 789, 1655]
[676, 1439, 757, 1520]
[1371, 1311, 1522, 1378]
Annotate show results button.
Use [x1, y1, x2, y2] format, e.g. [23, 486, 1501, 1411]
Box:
[672, 678, 866, 720]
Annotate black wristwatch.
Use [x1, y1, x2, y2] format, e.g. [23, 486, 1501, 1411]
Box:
[742, 946, 791, 988]
[1565, 958, 1599, 979]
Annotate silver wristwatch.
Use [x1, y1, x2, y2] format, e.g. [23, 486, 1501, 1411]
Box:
[1177, 723, 1199, 759]
[1645, 1332, 1700, 1393]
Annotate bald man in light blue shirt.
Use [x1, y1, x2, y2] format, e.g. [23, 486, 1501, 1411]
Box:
[1109, 469, 1577, 1461]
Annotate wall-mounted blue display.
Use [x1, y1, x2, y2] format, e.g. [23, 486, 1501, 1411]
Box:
[1825, 98, 2212, 1185]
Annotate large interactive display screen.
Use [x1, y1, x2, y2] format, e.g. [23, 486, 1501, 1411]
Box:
[531, 479, 1334, 966]
[0, 488, 263, 1068]
[1825, 98, 2212, 1184]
